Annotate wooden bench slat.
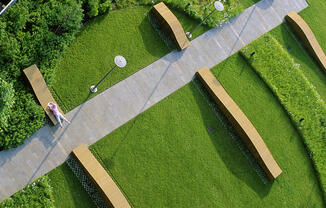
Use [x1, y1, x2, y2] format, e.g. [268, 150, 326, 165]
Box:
[152, 2, 190, 50]
[23, 65, 65, 125]
[72, 144, 131, 208]
[196, 67, 282, 180]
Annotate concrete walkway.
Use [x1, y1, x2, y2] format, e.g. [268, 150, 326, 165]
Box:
[0, 0, 307, 201]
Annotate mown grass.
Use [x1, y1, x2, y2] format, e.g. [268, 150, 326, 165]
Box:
[52, 0, 259, 112]
[47, 163, 95, 208]
[88, 53, 324, 207]
[300, 0, 326, 51]
[269, 0, 326, 102]
[52, 6, 208, 112]
[241, 33, 326, 202]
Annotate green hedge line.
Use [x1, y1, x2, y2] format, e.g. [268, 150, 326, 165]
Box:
[240, 34, 326, 201]
[0, 176, 55, 208]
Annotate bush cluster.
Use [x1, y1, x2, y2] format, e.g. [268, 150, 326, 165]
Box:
[0, 0, 83, 149]
[0, 78, 14, 128]
[81, 0, 113, 19]
[241, 34, 326, 201]
[0, 176, 55, 208]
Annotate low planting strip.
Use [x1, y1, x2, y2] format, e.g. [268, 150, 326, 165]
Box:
[240, 34, 326, 201]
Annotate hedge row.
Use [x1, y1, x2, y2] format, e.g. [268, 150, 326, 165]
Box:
[240, 34, 326, 201]
[0, 176, 55, 208]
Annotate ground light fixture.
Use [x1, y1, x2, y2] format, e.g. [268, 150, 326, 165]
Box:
[90, 55, 127, 93]
[186, 1, 224, 39]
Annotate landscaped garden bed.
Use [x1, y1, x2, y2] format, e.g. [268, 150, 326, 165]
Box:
[0, 0, 255, 151]
[48, 52, 324, 207]
[241, 33, 326, 201]
[1, 0, 326, 207]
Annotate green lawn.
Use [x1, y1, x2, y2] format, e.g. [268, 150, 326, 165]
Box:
[87, 53, 323, 207]
[270, 5, 326, 102]
[48, 163, 95, 208]
[52, 6, 208, 112]
[43, 0, 326, 207]
[52, 0, 259, 112]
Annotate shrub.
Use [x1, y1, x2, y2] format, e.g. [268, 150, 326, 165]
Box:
[241, 34, 326, 201]
[0, 78, 14, 127]
[0, 89, 45, 149]
[82, 0, 113, 19]
[0, 176, 55, 208]
[0, 0, 83, 149]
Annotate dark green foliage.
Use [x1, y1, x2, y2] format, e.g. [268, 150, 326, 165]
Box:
[0, 89, 45, 149]
[0, 78, 14, 128]
[241, 33, 326, 201]
[0, 0, 83, 149]
[81, 0, 113, 19]
[320, 117, 326, 127]
[0, 176, 55, 208]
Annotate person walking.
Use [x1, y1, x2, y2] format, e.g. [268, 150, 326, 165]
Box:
[48, 102, 70, 128]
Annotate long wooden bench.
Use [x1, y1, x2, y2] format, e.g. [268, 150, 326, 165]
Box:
[72, 144, 131, 208]
[23, 64, 65, 125]
[286, 11, 326, 73]
[151, 2, 190, 51]
[197, 67, 282, 180]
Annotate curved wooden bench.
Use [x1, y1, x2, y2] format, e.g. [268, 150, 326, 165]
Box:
[286, 11, 326, 73]
[151, 2, 190, 51]
[72, 144, 131, 208]
[197, 67, 282, 180]
[23, 65, 65, 125]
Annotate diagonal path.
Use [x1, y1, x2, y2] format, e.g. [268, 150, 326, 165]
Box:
[0, 0, 307, 201]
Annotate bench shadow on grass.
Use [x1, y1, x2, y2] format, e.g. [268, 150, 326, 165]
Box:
[50, 163, 95, 208]
[279, 23, 326, 85]
[189, 80, 273, 199]
[138, 15, 171, 58]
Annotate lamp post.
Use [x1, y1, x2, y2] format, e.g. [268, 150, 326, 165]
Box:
[186, 1, 224, 39]
[90, 55, 127, 93]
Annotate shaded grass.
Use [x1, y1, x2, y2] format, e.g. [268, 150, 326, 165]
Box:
[241, 33, 326, 202]
[299, 0, 326, 52]
[47, 163, 95, 208]
[89, 53, 324, 207]
[52, 6, 208, 112]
